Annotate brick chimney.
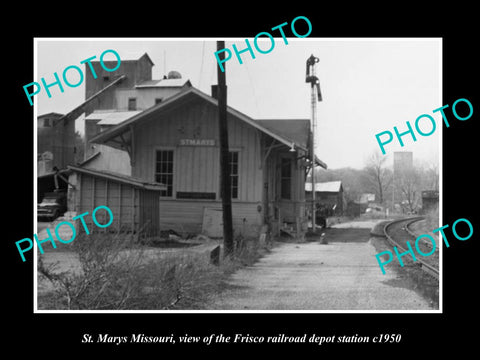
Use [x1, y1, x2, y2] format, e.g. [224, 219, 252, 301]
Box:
[211, 84, 227, 100]
[211, 85, 218, 99]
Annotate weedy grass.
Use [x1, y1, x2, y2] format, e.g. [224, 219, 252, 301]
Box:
[37, 232, 268, 310]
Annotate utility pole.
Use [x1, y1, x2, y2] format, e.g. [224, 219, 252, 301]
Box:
[216, 41, 234, 257]
[306, 54, 322, 232]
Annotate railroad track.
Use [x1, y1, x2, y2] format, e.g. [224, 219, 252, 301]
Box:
[383, 217, 439, 279]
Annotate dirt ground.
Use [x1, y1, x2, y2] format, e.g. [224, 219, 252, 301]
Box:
[207, 220, 437, 311]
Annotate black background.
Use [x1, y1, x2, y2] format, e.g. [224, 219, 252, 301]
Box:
[6, 6, 477, 356]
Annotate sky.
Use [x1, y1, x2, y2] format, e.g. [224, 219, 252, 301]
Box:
[35, 38, 441, 170]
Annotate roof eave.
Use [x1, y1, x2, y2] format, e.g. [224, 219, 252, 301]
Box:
[89, 87, 310, 153]
[315, 156, 328, 169]
[68, 165, 166, 191]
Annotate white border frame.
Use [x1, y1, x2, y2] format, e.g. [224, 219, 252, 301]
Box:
[33, 37, 443, 314]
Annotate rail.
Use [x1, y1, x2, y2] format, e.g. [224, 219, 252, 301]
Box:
[383, 217, 439, 279]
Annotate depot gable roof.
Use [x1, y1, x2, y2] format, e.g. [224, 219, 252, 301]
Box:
[89, 86, 327, 169]
[90, 87, 306, 150]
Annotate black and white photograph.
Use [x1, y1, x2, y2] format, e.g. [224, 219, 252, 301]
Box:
[33, 38, 441, 312]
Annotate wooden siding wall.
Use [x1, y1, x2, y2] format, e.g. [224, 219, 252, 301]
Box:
[132, 98, 264, 236]
[139, 190, 160, 236]
[78, 173, 147, 234]
[176, 146, 219, 193]
[159, 200, 262, 237]
[115, 88, 183, 111]
[132, 99, 263, 202]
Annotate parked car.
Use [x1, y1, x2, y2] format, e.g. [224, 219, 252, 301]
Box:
[37, 192, 67, 221]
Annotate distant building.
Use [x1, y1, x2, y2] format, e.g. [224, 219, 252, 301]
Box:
[37, 111, 77, 202]
[358, 193, 375, 204]
[393, 151, 413, 174]
[305, 181, 346, 215]
[421, 190, 439, 213]
[344, 193, 377, 217]
[37, 112, 75, 175]
[83, 53, 192, 173]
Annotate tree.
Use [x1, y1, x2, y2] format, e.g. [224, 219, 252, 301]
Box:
[423, 162, 439, 191]
[363, 151, 392, 205]
[396, 166, 421, 213]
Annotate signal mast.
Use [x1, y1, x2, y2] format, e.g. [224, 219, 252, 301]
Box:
[306, 54, 322, 231]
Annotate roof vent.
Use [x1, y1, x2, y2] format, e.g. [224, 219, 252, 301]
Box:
[167, 70, 182, 79]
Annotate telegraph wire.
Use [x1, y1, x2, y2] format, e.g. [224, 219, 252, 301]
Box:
[198, 40, 206, 89]
[243, 61, 262, 118]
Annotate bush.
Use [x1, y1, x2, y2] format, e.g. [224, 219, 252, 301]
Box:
[37, 233, 267, 310]
[39, 232, 210, 310]
[39, 232, 138, 309]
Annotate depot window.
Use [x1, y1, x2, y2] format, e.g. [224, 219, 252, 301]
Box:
[280, 157, 292, 199]
[128, 98, 137, 111]
[219, 151, 239, 200]
[155, 150, 174, 197]
[230, 151, 239, 199]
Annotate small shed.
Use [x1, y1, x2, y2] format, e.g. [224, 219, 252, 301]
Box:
[67, 165, 166, 237]
[305, 180, 346, 215]
[421, 190, 439, 214]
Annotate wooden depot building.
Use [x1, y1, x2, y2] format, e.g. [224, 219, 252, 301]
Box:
[70, 85, 327, 238]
